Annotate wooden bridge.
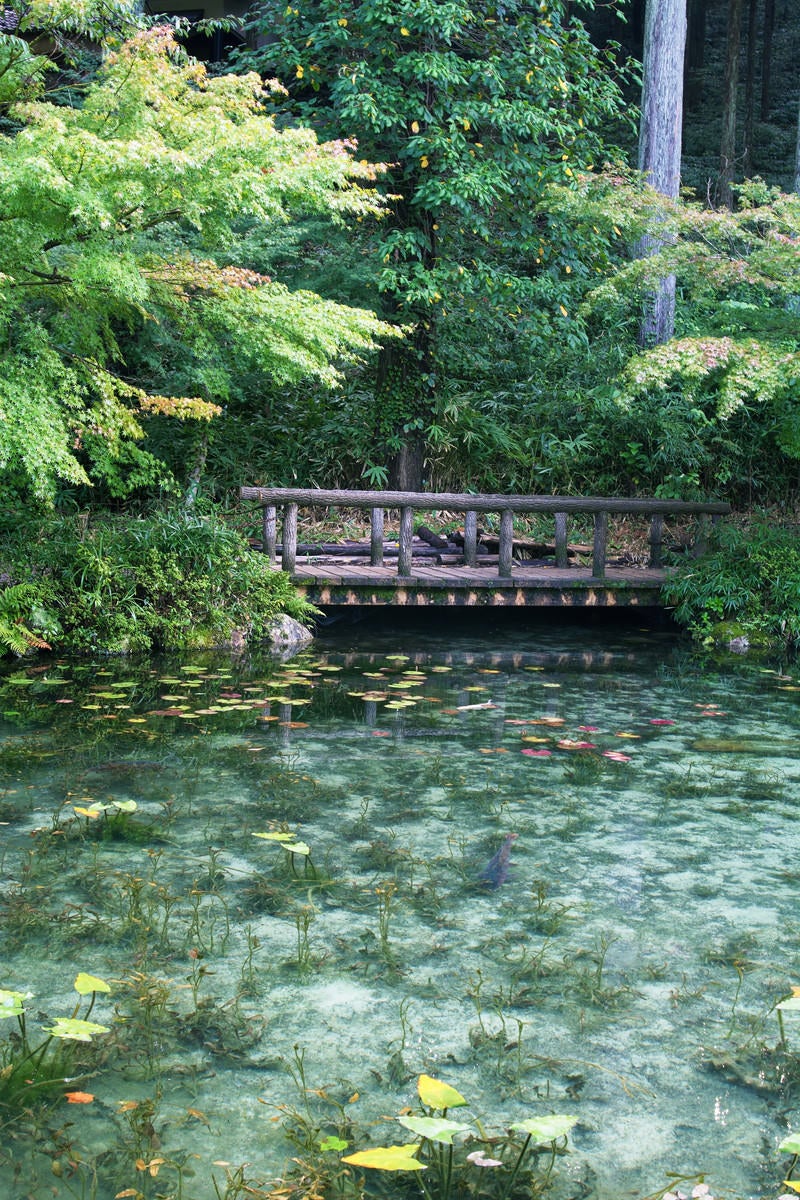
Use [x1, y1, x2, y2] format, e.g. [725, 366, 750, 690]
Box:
[239, 487, 730, 609]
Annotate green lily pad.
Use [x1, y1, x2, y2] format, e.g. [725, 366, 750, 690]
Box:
[417, 1075, 468, 1110]
[44, 1017, 110, 1042]
[0, 988, 32, 1018]
[777, 997, 800, 1013]
[253, 832, 297, 843]
[509, 1115, 577, 1142]
[398, 1116, 470, 1144]
[320, 1135, 349, 1152]
[341, 1144, 425, 1172]
[74, 972, 111, 995]
[779, 1134, 800, 1155]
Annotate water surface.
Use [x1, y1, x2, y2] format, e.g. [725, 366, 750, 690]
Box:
[1, 614, 798, 1199]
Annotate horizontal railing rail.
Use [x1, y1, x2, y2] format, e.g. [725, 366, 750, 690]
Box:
[239, 487, 731, 579]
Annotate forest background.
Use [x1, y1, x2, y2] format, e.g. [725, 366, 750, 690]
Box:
[0, 0, 798, 654]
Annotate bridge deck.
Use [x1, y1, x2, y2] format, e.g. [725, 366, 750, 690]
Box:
[288, 559, 668, 607]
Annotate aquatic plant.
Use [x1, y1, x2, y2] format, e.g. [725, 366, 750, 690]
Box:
[341, 1073, 577, 1200]
[253, 829, 320, 880]
[0, 973, 112, 1111]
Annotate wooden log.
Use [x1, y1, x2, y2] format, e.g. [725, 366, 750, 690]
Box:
[398, 506, 414, 575]
[416, 524, 450, 549]
[464, 510, 478, 567]
[592, 510, 608, 578]
[555, 511, 569, 568]
[282, 503, 298, 573]
[370, 507, 384, 567]
[262, 505, 277, 562]
[648, 512, 664, 568]
[498, 509, 514, 577]
[241, 485, 731, 517]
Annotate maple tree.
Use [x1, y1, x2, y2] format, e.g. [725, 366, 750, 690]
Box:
[0, 22, 393, 500]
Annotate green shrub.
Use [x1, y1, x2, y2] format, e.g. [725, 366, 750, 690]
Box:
[662, 516, 800, 647]
[0, 505, 313, 655]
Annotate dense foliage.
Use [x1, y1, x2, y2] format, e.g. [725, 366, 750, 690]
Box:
[234, 0, 635, 486]
[0, 507, 313, 654]
[663, 515, 800, 648]
[0, 23, 393, 502]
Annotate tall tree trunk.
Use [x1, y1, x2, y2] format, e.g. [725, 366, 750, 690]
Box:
[795, 90, 800, 195]
[637, 0, 688, 348]
[760, 0, 775, 119]
[719, 0, 744, 209]
[743, 0, 758, 176]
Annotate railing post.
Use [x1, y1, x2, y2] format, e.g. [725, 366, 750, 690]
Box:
[463, 510, 478, 567]
[694, 513, 712, 557]
[262, 505, 277, 562]
[498, 509, 514, 577]
[370, 507, 384, 567]
[648, 513, 664, 568]
[398, 506, 414, 575]
[281, 503, 298, 573]
[592, 510, 608, 578]
[554, 511, 568, 568]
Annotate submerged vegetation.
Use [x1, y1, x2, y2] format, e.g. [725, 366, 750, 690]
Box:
[1, 640, 800, 1197]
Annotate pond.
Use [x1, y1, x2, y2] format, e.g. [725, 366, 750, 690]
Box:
[1, 612, 799, 1200]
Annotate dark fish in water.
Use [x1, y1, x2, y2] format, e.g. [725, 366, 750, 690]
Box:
[478, 833, 518, 889]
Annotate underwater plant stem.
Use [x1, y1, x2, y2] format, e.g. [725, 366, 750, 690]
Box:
[498, 1132, 531, 1200]
[445, 1141, 455, 1200]
[725, 964, 745, 1039]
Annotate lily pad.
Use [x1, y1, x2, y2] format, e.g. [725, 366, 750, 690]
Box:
[341, 1144, 425, 1172]
[398, 1116, 470, 1144]
[74, 972, 111, 995]
[509, 1115, 577, 1142]
[417, 1075, 468, 1110]
[44, 1017, 110, 1042]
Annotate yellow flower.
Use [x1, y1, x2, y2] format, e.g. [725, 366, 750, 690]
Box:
[411, 120, 419, 133]
[420, 156, 429, 168]
[295, 64, 304, 78]
[400, 26, 410, 35]
[559, 304, 568, 317]
[338, 17, 347, 25]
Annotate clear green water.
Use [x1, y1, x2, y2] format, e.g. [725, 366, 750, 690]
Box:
[1, 616, 799, 1200]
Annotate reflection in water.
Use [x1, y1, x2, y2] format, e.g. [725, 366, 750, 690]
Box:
[0, 617, 798, 1199]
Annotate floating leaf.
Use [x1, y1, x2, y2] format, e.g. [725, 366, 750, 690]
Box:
[417, 1075, 467, 1110]
[320, 1135, 349, 1152]
[65, 1091, 94, 1103]
[74, 973, 111, 995]
[253, 832, 297, 842]
[44, 1017, 110, 1042]
[341, 1144, 425, 1172]
[779, 1134, 800, 1154]
[777, 998, 800, 1013]
[398, 1116, 470, 1143]
[509, 1115, 577, 1141]
[0, 988, 31, 1018]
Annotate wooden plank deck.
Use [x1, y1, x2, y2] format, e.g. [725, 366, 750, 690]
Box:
[287, 558, 668, 607]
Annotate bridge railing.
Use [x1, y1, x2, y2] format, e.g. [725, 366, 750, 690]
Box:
[239, 488, 731, 579]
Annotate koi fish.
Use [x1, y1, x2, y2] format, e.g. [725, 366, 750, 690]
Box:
[478, 833, 518, 889]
